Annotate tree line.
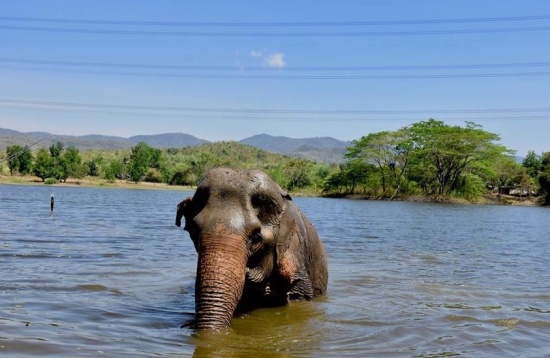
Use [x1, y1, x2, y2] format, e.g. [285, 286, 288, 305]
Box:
[3, 140, 332, 193]
[3, 119, 550, 205]
[324, 119, 550, 205]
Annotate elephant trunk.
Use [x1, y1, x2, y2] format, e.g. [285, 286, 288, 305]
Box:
[194, 233, 248, 330]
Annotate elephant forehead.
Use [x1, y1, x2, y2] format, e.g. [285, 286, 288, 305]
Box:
[201, 168, 274, 192]
[248, 170, 273, 190]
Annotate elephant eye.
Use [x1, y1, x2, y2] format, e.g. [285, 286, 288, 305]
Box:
[251, 194, 277, 221]
[250, 231, 262, 243]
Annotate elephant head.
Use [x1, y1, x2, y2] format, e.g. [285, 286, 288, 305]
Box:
[176, 168, 328, 330]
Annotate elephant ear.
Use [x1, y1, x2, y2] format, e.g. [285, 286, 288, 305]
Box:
[175, 196, 193, 227]
[275, 196, 303, 282]
[176, 196, 201, 252]
[279, 186, 292, 202]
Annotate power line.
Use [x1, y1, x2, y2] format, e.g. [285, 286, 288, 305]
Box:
[2, 58, 550, 72]
[2, 103, 550, 122]
[2, 24, 550, 37]
[0, 137, 47, 164]
[1, 98, 549, 115]
[1, 14, 549, 27]
[2, 65, 550, 80]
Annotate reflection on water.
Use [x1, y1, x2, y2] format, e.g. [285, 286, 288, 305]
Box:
[1, 184, 549, 357]
[191, 301, 326, 357]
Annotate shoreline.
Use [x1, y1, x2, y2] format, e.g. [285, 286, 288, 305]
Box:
[0, 174, 542, 207]
[321, 193, 541, 207]
[0, 174, 194, 191]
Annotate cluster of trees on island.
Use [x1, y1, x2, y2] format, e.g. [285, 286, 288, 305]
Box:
[3, 119, 550, 205]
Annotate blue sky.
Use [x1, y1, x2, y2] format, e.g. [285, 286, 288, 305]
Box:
[1, 1, 549, 156]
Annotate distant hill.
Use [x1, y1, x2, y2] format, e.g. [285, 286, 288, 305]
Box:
[0, 128, 208, 151]
[239, 134, 350, 162]
[130, 133, 208, 147]
[0, 128, 349, 163]
[240, 134, 349, 152]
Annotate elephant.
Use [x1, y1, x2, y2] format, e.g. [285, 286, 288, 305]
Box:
[176, 167, 328, 330]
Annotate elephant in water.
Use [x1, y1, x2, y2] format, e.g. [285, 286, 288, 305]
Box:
[176, 167, 328, 330]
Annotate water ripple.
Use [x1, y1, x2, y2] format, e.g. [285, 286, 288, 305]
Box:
[1, 186, 550, 356]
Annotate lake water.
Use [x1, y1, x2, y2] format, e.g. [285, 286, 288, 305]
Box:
[1, 184, 549, 357]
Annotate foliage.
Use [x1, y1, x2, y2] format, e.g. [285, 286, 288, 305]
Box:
[32, 143, 86, 182]
[86, 159, 99, 177]
[523, 151, 541, 178]
[6, 144, 33, 175]
[161, 141, 328, 190]
[346, 129, 412, 197]
[408, 120, 507, 196]
[103, 158, 125, 181]
[538, 152, 550, 205]
[456, 173, 488, 202]
[330, 119, 521, 201]
[484, 155, 528, 193]
[64, 146, 86, 180]
[33, 148, 54, 181]
[145, 168, 163, 183]
[129, 143, 164, 183]
[5, 122, 546, 205]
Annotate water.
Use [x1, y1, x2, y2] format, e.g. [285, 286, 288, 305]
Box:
[1, 184, 549, 357]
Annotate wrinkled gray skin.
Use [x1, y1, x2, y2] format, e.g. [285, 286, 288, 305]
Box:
[176, 168, 328, 330]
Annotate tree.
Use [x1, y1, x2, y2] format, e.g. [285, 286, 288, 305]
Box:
[284, 159, 313, 191]
[347, 132, 390, 194]
[322, 161, 371, 195]
[346, 129, 413, 198]
[46, 141, 68, 181]
[6, 145, 22, 175]
[538, 152, 550, 205]
[33, 148, 53, 181]
[128, 142, 154, 183]
[64, 146, 86, 179]
[408, 119, 508, 196]
[523, 151, 541, 178]
[489, 155, 527, 194]
[104, 159, 125, 181]
[6, 144, 33, 175]
[49, 141, 64, 159]
[87, 159, 99, 176]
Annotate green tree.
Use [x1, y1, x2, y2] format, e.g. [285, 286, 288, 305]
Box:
[284, 159, 313, 191]
[347, 129, 413, 198]
[6, 144, 33, 175]
[64, 146, 86, 179]
[408, 119, 508, 196]
[128, 142, 154, 183]
[322, 161, 371, 195]
[538, 152, 550, 205]
[522, 150, 541, 178]
[49, 141, 64, 159]
[104, 159, 125, 181]
[33, 148, 53, 181]
[86, 159, 99, 176]
[47, 141, 68, 181]
[488, 155, 526, 194]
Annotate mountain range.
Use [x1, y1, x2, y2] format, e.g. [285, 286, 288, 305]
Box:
[0, 128, 350, 163]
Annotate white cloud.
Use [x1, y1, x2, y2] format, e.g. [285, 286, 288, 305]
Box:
[249, 49, 286, 68]
[264, 52, 286, 68]
[250, 50, 263, 58]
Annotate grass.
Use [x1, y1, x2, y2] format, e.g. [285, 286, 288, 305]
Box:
[0, 174, 193, 191]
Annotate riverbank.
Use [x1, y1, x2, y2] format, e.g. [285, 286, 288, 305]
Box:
[0, 174, 542, 206]
[330, 192, 540, 207]
[0, 174, 193, 191]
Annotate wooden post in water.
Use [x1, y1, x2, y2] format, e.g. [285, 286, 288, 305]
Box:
[50, 193, 55, 217]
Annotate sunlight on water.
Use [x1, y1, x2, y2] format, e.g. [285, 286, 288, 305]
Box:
[1, 184, 550, 357]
